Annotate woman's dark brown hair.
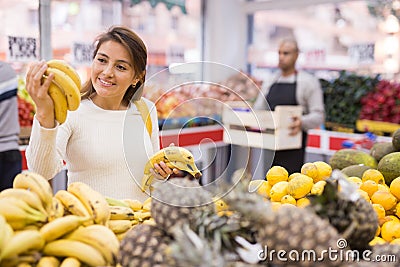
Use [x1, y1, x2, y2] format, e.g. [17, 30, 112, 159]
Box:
[81, 25, 147, 103]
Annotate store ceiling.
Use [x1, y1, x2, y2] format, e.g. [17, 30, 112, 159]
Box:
[243, 0, 351, 12]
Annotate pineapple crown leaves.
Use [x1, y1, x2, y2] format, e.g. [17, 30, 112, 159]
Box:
[168, 223, 226, 267]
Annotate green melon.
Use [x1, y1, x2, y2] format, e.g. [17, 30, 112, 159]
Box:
[341, 164, 372, 178]
[370, 142, 396, 162]
[392, 128, 400, 151]
[377, 152, 400, 185]
[329, 149, 378, 170]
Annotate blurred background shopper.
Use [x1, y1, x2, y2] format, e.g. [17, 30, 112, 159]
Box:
[0, 61, 22, 190]
[254, 38, 325, 174]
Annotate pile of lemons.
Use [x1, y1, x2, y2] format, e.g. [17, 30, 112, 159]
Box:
[249, 162, 400, 245]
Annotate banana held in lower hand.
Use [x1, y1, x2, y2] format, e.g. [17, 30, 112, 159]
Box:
[66, 224, 120, 265]
[13, 171, 54, 213]
[47, 82, 68, 124]
[39, 215, 90, 243]
[45, 67, 80, 111]
[141, 146, 202, 192]
[43, 239, 107, 267]
[0, 230, 45, 261]
[67, 182, 110, 225]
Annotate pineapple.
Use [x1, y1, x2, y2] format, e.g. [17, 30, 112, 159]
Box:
[307, 171, 379, 252]
[118, 224, 175, 267]
[151, 177, 215, 232]
[223, 181, 345, 266]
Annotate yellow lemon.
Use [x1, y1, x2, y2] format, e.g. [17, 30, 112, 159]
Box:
[357, 189, 370, 202]
[371, 191, 398, 211]
[395, 202, 400, 218]
[389, 177, 400, 200]
[269, 181, 289, 202]
[369, 236, 386, 246]
[360, 180, 379, 198]
[313, 161, 332, 182]
[381, 220, 400, 242]
[281, 194, 296, 205]
[310, 180, 326, 195]
[372, 203, 386, 220]
[362, 169, 385, 185]
[288, 172, 301, 181]
[296, 197, 310, 208]
[391, 238, 400, 245]
[347, 176, 362, 187]
[301, 162, 319, 182]
[248, 180, 271, 198]
[385, 215, 400, 223]
[377, 184, 390, 192]
[266, 166, 289, 186]
[287, 174, 313, 199]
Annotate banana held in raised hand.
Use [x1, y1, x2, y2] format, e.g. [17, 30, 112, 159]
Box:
[54, 190, 91, 219]
[13, 171, 54, 213]
[0, 188, 48, 216]
[47, 59, 81, 89]
[47, 82, 68, 124]
[37, 256, 60, 267]
[45, 67, 80, 111]
[0, 230, 45, 261]
[60, 257, 81, 267]
[39, 215, 90, 243]
[67, 182, 110, 225]
[141, 146, 202, 192]
[43, 239, 107, 267]
[66, 224, 119, 265]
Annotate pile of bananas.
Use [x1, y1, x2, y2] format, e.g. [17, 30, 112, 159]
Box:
[106, 196, 154, 241]
[44, 59, 82, 124]
[0, 171, 150, 267]
[141, 146, 202, 192]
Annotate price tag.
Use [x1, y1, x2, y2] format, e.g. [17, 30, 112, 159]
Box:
[7, 36, 38, 62]
[72, 42, 94, 66]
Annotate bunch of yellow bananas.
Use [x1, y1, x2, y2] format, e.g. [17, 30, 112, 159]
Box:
[44, 59, 82, 124]
[0, 171, 125, 266]
[141, 146, 202, 192]
[106, 196, 154, 241]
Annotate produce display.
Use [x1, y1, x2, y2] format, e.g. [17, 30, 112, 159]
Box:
[320, 71, 380, 130]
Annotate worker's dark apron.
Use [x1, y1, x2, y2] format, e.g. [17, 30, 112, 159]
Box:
[266, 75, 307, 174]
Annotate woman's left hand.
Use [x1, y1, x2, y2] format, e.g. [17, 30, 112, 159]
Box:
[151, 161, 186, 180]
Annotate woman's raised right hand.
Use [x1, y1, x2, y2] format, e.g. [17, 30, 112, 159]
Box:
[25, 61, 56, 128]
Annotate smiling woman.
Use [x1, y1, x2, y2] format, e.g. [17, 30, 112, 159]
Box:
[24, 25, 176, 201]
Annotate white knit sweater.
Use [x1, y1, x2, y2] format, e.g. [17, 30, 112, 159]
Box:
[26, 98, 160, 202]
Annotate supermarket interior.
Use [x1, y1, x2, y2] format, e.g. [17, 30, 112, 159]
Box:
[1, 0, 400, 265]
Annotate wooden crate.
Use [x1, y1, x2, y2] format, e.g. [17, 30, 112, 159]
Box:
[222, 102, 302, 150]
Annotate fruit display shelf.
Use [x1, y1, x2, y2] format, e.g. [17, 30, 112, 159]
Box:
[356, 119, 400, 136]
